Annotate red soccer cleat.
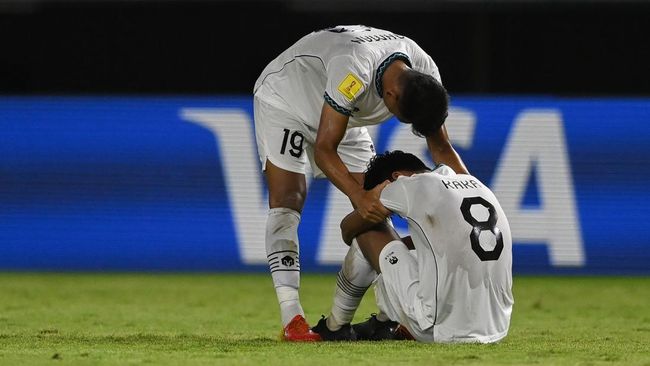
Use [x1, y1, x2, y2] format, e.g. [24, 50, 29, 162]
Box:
[281, 315, 322, 342]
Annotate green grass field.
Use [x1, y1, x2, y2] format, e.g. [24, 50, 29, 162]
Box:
[0, 274, 648, 365]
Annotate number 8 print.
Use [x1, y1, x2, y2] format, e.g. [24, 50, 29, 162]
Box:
[460, 196, 504, 261]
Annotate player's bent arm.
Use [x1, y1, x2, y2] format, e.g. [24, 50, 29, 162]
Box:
[340, 181, 393, 244]
[315, 102, 390, 223]
[340, 210, 384, 246]
[426, 124, 469, 175]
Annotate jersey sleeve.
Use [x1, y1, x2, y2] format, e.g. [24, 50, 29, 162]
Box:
[324, 55, 370, 116]
[380, 180, 409, 217]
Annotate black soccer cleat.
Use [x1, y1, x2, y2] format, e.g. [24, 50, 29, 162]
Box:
[311, 316, 357, 341]
[352, 313, 406, 341]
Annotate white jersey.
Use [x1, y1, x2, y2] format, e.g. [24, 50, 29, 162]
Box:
[254, 25, 441, 129]
[380, 166, 514, 343]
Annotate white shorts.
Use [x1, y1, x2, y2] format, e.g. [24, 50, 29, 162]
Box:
[375, 240, 435, 343]
[253, 96, 375, 178]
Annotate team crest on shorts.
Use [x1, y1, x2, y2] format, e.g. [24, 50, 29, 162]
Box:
[384, 251, 399, 265]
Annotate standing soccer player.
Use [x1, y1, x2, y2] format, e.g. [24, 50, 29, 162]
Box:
[313, 151, 513, 343]
[253, 25, 467, 341]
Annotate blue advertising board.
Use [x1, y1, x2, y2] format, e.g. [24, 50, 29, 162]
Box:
[1, 96, 649, 274]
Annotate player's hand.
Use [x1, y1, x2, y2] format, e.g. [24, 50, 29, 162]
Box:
[352, 180, 391, 223]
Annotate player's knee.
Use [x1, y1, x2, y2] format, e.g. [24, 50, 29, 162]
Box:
[267, 207, 300, 232]
[356, 226, 399, 251]
[265, 161, 307, 211]
[268, 191, 305, 211]
[266, 208, 301, 252]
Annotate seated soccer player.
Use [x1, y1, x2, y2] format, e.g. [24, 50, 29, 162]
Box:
[313, 150, 514, 343]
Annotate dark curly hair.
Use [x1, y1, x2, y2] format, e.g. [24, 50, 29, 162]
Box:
[363, 150, 432, 190]
[398, 70, 449, 137]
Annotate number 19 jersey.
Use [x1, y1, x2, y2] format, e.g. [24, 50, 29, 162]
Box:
[380, 165, 514, 343]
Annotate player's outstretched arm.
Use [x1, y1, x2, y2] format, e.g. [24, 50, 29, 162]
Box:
[315, 103, 390, 223]
[426, 124, 469, 175]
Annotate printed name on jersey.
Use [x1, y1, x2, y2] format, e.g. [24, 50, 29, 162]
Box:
[441, 179, 483, 190]
[350, 32, 405, 44]
[337, 73, 363, 100]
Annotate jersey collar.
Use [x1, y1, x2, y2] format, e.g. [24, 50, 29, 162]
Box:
[375, 52, 412, 97]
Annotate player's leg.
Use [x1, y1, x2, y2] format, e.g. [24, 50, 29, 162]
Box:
[265, 160, 307, 324]
[265, 161, 321, 341]
[311, 128, 395, 340]
[311, 236, 376, 340]
[312, 222, 400, 340]
[371, 241, 433, 342]
[350, 224, 411, 340]
[254, 97, 320, 341]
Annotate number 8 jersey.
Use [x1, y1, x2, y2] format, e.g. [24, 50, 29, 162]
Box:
[380, 164, 514, 343]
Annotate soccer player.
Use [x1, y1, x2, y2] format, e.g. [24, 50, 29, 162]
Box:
[253, 25, 468, 341]
[313, 151, 513, 343]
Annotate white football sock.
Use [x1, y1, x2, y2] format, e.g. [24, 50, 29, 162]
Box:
[266, 207, 304, 327]
[326, 239, 377, 331]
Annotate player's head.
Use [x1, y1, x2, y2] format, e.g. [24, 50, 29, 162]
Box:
[363, 150, 432, 190]
[387, 69, 450, 137]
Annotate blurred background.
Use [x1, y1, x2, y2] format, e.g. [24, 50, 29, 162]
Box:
[1, 0, 649, 274]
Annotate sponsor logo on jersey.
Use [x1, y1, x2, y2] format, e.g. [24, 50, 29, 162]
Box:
[337, 73, 363, 101]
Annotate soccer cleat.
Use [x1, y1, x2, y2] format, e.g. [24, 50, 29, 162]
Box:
[311, 316, 357, 341]
[352, 313, 412, 341]
[393, 324, 415, 341]
[352, 313, 398, 340]
[281, 315, 322, 342]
